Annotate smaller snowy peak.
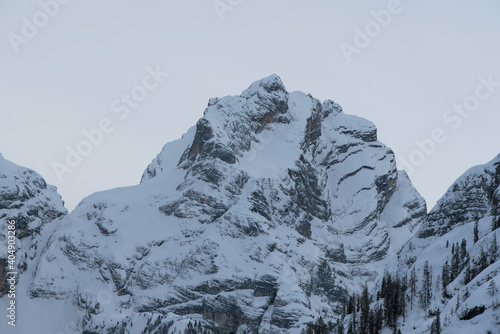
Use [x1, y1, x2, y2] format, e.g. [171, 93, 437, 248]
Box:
[0, 156, 67, 228]
[419, 153, 500, 238]
[0, 155, 66, 295]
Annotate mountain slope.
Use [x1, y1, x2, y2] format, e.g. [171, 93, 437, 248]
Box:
[0, 75, 427, 334]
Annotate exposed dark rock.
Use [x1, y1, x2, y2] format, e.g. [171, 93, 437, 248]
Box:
[288, 156, 330, 223]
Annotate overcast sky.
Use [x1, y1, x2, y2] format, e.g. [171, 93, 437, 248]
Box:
[1, 0, 499, 211]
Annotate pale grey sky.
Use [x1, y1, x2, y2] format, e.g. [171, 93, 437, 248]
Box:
[1, 0, 499, 211]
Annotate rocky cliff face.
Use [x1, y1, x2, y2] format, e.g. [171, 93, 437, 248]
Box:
[418, 154, 500, 238]
[1, 75, 426, 334]
[0, 154, 66, 295]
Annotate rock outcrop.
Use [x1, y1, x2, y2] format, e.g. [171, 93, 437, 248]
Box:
[0, 154, 66, 295]
[418, 154, 500, 238]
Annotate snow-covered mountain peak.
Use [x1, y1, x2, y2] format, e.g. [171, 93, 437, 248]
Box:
[2, 75, 499, 333]
[4, 77, 430, 334]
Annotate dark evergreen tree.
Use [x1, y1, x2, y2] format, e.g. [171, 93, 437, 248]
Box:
[460, 239, 467, 269]
[478, 247, 488, 272]
[451, 242, 460, 280]
[328, 320, 335, 333]
[474, 219, 479, 243]
[305, 317, 329, 334]
[442, 260, 449, 285]
[463, 262, 471, 285]
[492, 215, 499, 231]
[390, 278, 399, 331]
[383, 274, 392, 326]
[360, 285, 370, 334]
[436, 309, 441, 333]
[492, 178, 499, 230]
[441, 260, 450, 298]
[409, 267, 417, 310]
[376, 307, 384, 333]
[420, 261, 432, 311]
[430, 309, 441, 334]
[347, 294, 355, 315]
[489, 232, 498, 263]
[368, 310, 376, 334]
[378, 275, 385, 301]
[184, 321, 197, 334]
[351, 294, 357, 334]
[315, 317, 328, 334]
[337, 317, 344, 334]
[377, 273, 407, 332]
[400, 274, 408, 322]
